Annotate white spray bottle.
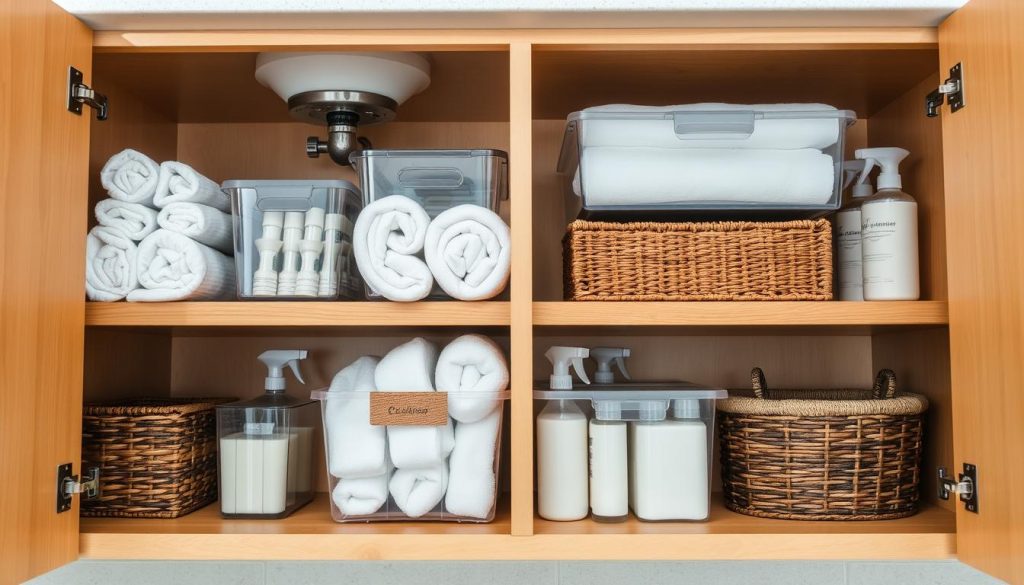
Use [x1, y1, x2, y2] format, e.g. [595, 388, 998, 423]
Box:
[587, 347, 631, 522]
[590, 347, 631, 384]
[836, 161, 875, 301]
[537, 346, 591, 521]
[856, 147, 919, 300]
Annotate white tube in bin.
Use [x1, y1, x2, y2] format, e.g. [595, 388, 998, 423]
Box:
[276, 211, 304, 296]
[318, 212, 344, 297]
[254, 211, 284, 296]
[296, 208, 325, 297]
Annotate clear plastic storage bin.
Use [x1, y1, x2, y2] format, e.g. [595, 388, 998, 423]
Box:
[557, 106, 857, 220]
[225, 180, 362, 300]
[313, 389, 510, 523]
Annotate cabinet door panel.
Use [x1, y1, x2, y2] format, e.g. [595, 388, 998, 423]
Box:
[0, 0, 92, 582]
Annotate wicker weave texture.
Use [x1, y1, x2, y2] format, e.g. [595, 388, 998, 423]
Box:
[563, 219, 833, 301]
[81, 398, 225, 518]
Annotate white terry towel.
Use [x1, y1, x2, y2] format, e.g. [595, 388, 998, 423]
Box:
[154, 161, 230, 212]
[578, 147, 835, 207]
[376, 338, 455, 469]
[436, 334, 509, 424]
[424, 205, 510, 301]
[95, 199, 159, 242]
[85, 225, 138, 301]
[332, 462, 392, 517]
[389, 461, 448, 518]
[157, 202, 234, 254]
[128, 229, 236, 302]
[326, 356, 388, 479]
[445, 409, 501, 519]
[100, 149, 160, 206]
[353, 195, 434, 302]
[579, 103, 843, 150]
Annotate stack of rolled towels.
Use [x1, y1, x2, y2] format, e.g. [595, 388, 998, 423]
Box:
[325, 334, 509, 520]
[86, 148, 236, 302]
[353, 195, 511, 302]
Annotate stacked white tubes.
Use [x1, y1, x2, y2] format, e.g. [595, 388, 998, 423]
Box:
[253, 211, 284, 296]
[277, 211, 304, 296]
[318, 213, 343, 297]
[296, 207, 326, 297]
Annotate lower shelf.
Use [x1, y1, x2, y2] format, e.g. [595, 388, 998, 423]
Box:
[80, 495, 956, 561]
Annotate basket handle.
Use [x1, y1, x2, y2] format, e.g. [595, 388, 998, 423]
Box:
[751, 367, 769, 399]
[872, 369, 898, 399]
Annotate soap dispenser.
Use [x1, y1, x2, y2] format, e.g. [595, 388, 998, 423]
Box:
[856, 147, 919, 300]
[590, 347, 631, 384]
[217, 350, 318, 518]
[537, 346, 591, 521]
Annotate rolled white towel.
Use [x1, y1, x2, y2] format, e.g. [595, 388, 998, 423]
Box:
[389, 462, 448, 518]
[424, 205, 510, 301]
[157, 202, 234, 254]
[436, 334, 509, 424]
[100, 149, 160, 206]
[326, 356, 387, 479]
[154, 161, 229, 212]
[128, 229, 236, 302]
[353, 195, 433, 302]
[445, 408, 502, 520]
[85, 225, 138, 301]
[94, 199, 159, 242]
[331, 463, 392, 517]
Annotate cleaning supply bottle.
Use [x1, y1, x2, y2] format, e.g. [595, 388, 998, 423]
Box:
[856, 148, 920, 300]
[589, 401, 628, 522]
[590, 347, 631, 384]
[537, 346, 590, 521]
[631, 399, 709, 521]
[836, 161, 874, 301]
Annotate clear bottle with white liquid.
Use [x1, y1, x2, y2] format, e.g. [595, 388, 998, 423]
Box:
[835, 161, 874, 301]
[857, 147, 920, 300]
[536, 346, 591, 521]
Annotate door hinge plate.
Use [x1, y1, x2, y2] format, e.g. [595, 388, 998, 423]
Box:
[56, 463, 100, 514]
[938, 463, 978, 513]
[926, 62, 965, 117]
[67, 66, 109, 121]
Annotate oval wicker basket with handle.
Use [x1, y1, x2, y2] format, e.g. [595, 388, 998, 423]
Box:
[718, 368, 928, 521]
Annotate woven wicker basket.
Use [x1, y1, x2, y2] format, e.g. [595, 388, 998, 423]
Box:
[81, 398, 228, 518]
[718, 368, 928, 521]
[563, 219, 832, 301]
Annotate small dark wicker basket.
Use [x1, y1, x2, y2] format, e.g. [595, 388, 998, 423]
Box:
[718, 368, 928, 521]
[81, 398, 229, 518]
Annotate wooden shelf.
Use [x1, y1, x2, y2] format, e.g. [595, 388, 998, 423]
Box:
[80, 495, 954, 561]
[84, 301, 511, 327]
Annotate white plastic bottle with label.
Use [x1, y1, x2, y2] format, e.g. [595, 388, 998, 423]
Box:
[856, 147, 920, 301]
[835, 161, 874, 301]
[537, 346, 591, 521]
[589, 402, 628, 522]
[630, 400, 709, 521]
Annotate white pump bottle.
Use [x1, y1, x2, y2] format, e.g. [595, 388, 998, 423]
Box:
[836, 160, 875, 301]
[537, 346, 591, 521]
[856, 147, 919, 300]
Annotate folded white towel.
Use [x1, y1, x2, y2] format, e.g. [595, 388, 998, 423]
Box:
[154, 161, 229, 212]
[95, 199, 159, 242]
[436, 334, 509, 424]
[389, 462, 448, 518]
[445, 408, 502, 519]
[157, 202, 234, 254]
[100, 149, 160, 206]
[128, 229, 236, 302]
[85, 226, 138, 301]
[424, 205, 510, 301]
[326, 356, 387, 479]
[376, 338, 456, 469]
[353, 195, 434, 302]
[578, 147, 835, 207]
[580, 103, 843, 150]
[332, 464, 392, 517]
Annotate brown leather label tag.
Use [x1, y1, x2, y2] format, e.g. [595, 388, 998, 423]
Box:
[370, 392, 448, 426]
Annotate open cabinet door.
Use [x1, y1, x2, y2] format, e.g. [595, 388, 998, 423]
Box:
[0, 0, 92, 583]
[939, 0, 1024, 582]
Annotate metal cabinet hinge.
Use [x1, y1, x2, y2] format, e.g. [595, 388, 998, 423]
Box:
[67, 66, 108, 121]
[926, 62, 965, 118]
[56, 463, 100, 513]
[938, 463, 978, 513]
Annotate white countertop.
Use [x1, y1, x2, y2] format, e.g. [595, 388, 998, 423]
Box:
[57, 0, 967, 31]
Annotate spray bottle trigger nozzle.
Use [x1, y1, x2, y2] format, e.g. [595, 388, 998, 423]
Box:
[570, 357, 591, 385]
[288, 360, 305, 385]
[614, 356, 631, 380]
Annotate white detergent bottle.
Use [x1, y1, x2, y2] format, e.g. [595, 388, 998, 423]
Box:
[537, 346, 591, 521]
[587, 347, 630, 522]
[631, 399, 709, 521]
[856, 147, 920, 300]
[836, 161, 875, 301]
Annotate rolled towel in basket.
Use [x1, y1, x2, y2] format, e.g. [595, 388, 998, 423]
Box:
[157, 202, 234, 254]
[95, 199, 159, 242]
[389, 461, 448, 518]
[436, 334, 509, 424]
[332, 462, 392, 517]
[128, 229, 235, 302]
[100, 149, 160, 206]
[577, 147, 835, 207]
[85, 225, 138, 301]
[424, 205, 510, 301]
[326, 356, 387, 479]
[353, 195, 434, 302]
[445, 408, 501, 519]
[153, 161, 230, 212]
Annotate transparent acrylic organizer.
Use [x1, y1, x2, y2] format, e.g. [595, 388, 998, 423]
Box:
[312, 389, 510, 523]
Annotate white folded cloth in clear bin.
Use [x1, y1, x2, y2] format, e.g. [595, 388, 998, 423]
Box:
[154, 161, 230, 212]
[353, 195, 434, 302]
[157, 202, 234, 254]
[424, 205, 510, 301]
[445, 408, 501, 519]
[100, 149, 160, 206]
[332, 461, 392, 517]
[85, 225, 138, 301]
[94, 199, 159, 242]
[128, 229, 235, 302]
[436, 334, 509, 424]
[326, 356, 387, 479]
[389, 461, 448, 519]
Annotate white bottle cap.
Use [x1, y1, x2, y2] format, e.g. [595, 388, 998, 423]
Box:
[284, 211, 305, 230]
[305, 207, 326, 228]
[594, 401, 623, 421]
[672, 399, 701, 420]
[852, 181, 874, 198]
[637, 401, 667, 422]
[262, 211, 284, 228]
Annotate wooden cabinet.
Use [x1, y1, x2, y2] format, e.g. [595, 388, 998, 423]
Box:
[2, 0, 1022, 583]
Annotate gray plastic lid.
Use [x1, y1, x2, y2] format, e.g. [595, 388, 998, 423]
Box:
[221, 179, 359, 191]
[352, 149, 507, 160]
[217, 392, 313, 411]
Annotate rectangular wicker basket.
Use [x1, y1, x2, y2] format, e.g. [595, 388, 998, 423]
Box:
[81, 398, 228, 518]
[563, 219, 833, 301]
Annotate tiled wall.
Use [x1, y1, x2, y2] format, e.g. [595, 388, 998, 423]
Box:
[29, 560, 1006, 585]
